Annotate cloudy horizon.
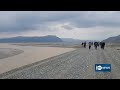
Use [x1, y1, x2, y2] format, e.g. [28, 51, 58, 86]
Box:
[0, 11, 120, 41]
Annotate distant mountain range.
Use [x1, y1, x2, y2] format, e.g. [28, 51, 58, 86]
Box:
[0, 35, 99, 43]
[102, 35, 120, 43]
[0, 35, 63, 43]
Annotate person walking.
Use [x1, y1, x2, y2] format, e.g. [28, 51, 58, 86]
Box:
[81, 42, 84, 47]
[100, 42, 105, 49]
[100, 42, 102, 48]
[88, 42, 92, 49]
[102, 42, 105, 49]
[94, 42, 98, 50]
[97, 42, 100, 47]
[83, 42, 86, 48]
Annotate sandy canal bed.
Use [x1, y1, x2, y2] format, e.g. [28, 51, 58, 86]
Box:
[0, 43, 75, 74]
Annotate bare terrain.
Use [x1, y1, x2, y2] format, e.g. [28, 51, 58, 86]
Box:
[0, 48, 23, 59]
[0, 43, 120, 79]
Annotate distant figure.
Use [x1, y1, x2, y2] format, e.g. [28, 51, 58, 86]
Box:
[81, 42, 84, 47]
[100, 42, 105, 49]
[88, 42, 92, 49]
[83, 42, 86, 48]
[100, 42, 102, 48]
[94, 42, 99, 50]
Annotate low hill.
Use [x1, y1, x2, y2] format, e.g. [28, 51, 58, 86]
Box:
[0, 35, 63, 43]
[102, 35, 120, 43]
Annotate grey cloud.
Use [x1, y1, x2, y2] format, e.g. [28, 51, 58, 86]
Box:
[63, 11, 120, 28]
[61, 25, 73, 30]
[0, 11, 81, 33]
[0, 11, 120, 34]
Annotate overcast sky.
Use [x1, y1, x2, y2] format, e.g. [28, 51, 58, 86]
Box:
[0, 11, 120, 41]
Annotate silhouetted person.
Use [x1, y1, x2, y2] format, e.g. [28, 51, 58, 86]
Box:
[102, 42, 105, 49]
[100, 42, 105, 49]
[100, 42, 102, 47]
[97, 42, 100, 47]
[94, 42, 99, 50]
[81, 42, 84, 47]
[89, 42, 92, 49]
[83, 42, 86, 48]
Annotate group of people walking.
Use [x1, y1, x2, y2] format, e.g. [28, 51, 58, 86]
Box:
[81, 41, 105, 50]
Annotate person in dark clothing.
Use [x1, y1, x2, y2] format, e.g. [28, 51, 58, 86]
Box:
[83, 42, 86, 48]
[89, 42, 92, 49]
[100, 42, 102, 47]
[81, 42, 84, 47]
[100, 42, 105, 49]
[97, 42, 100, 47]
[102, 42, 105, 49]
[94, 42, 99, 50]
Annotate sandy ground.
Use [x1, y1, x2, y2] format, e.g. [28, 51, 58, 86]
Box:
[0, 43, 75, 74]
[0, 48, 23, 59]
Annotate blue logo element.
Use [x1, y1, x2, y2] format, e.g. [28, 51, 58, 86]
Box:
[95, 64, 111, 72]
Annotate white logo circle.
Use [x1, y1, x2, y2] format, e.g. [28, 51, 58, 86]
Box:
[96, 65, 102, 70]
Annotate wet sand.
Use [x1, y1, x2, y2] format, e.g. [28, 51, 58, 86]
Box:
[0, 48, 23, 59]
[0, 43, 75, 74]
